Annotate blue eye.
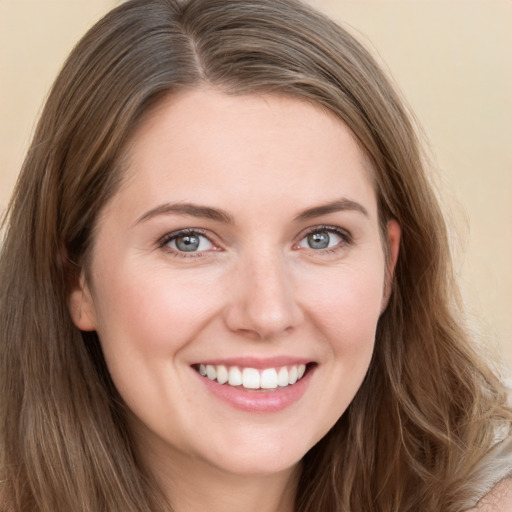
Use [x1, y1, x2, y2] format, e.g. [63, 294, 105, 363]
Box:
[163, 230, 214, 253]
[298, 228, 346, 250]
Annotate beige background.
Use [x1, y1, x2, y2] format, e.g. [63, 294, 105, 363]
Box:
[1, 1, 511, 369]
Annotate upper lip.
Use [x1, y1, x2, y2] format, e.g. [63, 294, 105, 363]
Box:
[191, 356, 313, 369]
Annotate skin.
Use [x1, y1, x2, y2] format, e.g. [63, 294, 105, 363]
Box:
[469, 479, 512, 511]
[69, 88, 400, 512]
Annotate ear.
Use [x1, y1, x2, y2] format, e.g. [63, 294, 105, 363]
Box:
[381, 219, 401, 312]
[68, 270, 97, 332]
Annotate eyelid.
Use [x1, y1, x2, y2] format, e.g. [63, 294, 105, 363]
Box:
[294, 225, 353, 250]
[157, 225, 352, 258]
[158, 228, 221, 257]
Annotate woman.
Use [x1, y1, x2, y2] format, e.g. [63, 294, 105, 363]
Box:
[0, 0, 511, 510]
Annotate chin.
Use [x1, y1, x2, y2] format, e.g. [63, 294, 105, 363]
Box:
[193, 428, 316, 477]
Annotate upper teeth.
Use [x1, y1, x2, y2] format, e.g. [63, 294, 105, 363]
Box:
[198, 364, 307, 389]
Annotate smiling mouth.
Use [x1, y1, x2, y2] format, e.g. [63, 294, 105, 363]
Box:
[193, 363, 313, 390]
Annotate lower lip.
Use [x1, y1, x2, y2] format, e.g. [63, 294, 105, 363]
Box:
[193, 366, 315, 413]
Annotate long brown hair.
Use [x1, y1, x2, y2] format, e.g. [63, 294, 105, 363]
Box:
[1, 0, 510, 510]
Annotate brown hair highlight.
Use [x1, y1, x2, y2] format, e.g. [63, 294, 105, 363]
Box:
[1, 1, 510, 511]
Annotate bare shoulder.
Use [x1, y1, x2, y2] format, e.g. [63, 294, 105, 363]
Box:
[468, 478, 512, 511]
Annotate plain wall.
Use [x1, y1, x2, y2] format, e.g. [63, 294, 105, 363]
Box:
[1, 0, 511, 369]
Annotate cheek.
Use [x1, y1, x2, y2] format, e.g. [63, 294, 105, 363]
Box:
[291, 263, 384, 441]
[91, 261, 225, 358]
[88, 263, 226, 430]
[300, 262, 385, 345]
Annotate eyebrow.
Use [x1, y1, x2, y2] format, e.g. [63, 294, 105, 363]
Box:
[135, 197, 368, 226]
[135, 202, 234, 225]
[293, 198, 369, 221]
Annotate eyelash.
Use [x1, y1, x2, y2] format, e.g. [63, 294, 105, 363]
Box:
[297, 225, 353, 253]
[157, 225, 353, 259]
[158, 229, 216, 259]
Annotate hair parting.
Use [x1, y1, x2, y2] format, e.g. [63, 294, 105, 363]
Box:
[1, 1, 510, 511]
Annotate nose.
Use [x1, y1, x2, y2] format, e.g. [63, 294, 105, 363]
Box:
[223, 250, 304, 340]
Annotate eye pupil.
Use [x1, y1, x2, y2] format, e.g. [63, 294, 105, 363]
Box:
[307, 232, 330, 249]
[176, 234, 200, 252]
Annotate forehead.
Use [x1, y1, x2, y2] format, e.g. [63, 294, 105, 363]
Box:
[114, 88, 377, 221]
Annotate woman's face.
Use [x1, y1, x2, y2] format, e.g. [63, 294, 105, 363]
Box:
[70, 88, 400, 478]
